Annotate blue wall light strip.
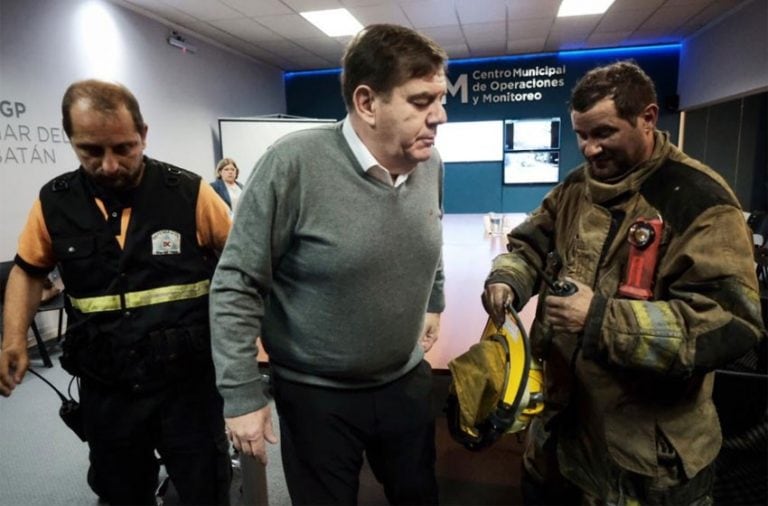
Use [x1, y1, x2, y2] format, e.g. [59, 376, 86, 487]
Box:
[556, 43, 680, 59]
[284, 43, 680, 80]
[284, 67, 341, 80]
[449, 43, 680, 66]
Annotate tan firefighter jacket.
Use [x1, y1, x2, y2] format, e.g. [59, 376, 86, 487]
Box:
[486, 131, 765, 493]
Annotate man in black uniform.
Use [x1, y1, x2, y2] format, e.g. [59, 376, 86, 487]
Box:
[0, 79, 232, 505]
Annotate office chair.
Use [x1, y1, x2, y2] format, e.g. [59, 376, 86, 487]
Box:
[0, 260, 64, 368]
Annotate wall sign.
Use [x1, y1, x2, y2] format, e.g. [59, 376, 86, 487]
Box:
[446, 64, 567, 106]
[0, 100, 70, 165]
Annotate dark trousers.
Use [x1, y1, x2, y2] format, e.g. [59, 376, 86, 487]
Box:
[272, 360, 439, 505]
[80, 370, 231, 506]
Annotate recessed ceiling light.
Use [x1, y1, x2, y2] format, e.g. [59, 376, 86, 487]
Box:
[300, 8, 364, 37]
[557, 0, 615, 17]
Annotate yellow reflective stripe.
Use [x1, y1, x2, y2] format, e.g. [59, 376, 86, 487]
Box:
[69, 294, 121, 313]
[68, 280, 210, 314]
[628, 301, 683, 371]
[628, 300, 682, 337]
[125, 280, 209, 308]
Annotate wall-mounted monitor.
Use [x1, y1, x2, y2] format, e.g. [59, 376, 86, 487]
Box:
[504, 118, 561, 151]
[503, 150, 559, 184]
[434, 120, 504, 162]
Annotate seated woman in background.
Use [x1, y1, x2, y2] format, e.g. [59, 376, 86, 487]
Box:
[211, 157, 243, 215]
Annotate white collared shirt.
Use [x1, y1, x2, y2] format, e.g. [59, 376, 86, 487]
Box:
[342, 116, 411, 187]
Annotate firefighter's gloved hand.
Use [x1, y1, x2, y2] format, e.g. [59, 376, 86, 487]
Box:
[482, 283, 514, 329]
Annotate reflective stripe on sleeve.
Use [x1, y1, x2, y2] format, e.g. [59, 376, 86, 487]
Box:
[68, 279, 210, 313]
[628, 300, 683, 371]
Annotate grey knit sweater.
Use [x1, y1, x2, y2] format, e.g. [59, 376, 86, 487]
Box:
[210, 122, 445, 417]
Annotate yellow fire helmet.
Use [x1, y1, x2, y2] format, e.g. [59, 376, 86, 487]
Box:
[445, 305, 544, 451]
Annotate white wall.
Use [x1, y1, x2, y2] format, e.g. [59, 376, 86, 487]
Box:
[0, 0, 286, 260]
[678, 0, 768, 109]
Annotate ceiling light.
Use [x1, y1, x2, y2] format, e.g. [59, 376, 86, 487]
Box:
[557, 0, 615, 17]
[300, 8, 363, 37]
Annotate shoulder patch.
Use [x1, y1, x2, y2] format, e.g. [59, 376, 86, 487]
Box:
[42, 170, 78, 197]
[51, 178, 70, 192]
[640, 160, 738, 234]
[164, 166, 182, 187]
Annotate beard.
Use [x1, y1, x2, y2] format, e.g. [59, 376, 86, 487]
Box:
[87, 163, 144, 190]
[588, 153, 635, 182]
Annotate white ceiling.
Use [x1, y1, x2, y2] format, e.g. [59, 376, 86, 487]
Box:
[109, 0, 749, 71]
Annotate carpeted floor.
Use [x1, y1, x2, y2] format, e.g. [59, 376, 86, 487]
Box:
[0, 347, 523, 506]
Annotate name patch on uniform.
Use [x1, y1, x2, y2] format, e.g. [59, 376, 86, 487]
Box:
[151, 229, 181, 255]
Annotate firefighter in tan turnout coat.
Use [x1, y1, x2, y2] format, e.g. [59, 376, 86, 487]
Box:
[483, 61, 765, 505]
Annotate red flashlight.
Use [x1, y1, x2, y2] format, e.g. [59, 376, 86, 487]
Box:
[618, 217, 663, 300]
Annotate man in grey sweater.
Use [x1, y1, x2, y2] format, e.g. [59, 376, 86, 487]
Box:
[210, 24, 448, 505]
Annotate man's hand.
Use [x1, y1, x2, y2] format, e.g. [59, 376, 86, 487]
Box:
[225, 406, 278, 465]
[482, 283, 515, 328]
[1, 264, 44, 397]
[544, 278, 593, 333]
[0, 345, 29, 397]
[420, 312, 441, 352]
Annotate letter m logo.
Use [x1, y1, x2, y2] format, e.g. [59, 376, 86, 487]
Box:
[445, 74, 468, 104]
